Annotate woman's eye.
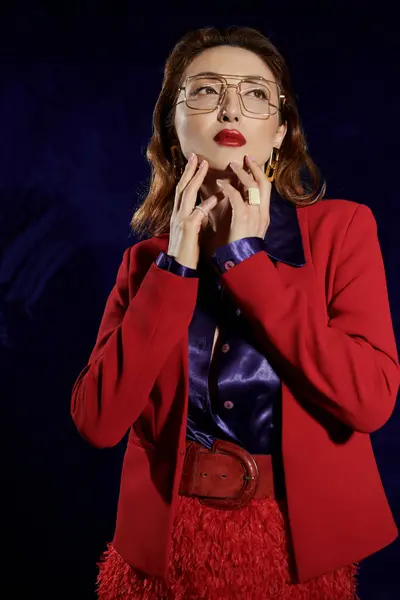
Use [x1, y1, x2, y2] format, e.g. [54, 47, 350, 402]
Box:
[196, 86, 218, 95]
[246, 88, 268, 99]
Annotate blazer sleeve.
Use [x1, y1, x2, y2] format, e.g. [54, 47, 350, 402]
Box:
[219, 204, 400, 433]
[71, 244, 199, 448]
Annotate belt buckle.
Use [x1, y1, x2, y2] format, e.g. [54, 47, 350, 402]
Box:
[198, 439, 259, 510]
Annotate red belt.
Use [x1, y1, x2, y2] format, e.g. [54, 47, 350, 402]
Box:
[178, 438, 276, 510]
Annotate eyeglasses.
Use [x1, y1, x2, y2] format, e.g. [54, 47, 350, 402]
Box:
[175, 73, 285, 118]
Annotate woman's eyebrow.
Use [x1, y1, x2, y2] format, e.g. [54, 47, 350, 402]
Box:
[190, 71, 270, 81]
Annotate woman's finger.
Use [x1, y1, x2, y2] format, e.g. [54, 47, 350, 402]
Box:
[216, 179, 244, 213]
[180, 160, 209, 216]
[172, 153, 198, 215]
[229, 160, 256, 189]
[245, 155, 267, 189]
[175, 153, 198, 195]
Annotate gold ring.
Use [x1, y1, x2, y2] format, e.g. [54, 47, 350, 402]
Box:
[247, 187, 261, 205]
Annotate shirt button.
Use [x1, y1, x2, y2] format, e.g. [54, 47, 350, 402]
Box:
[224, 260, 235, 270]
[221, 343, 230, 353]
[224, 400, 234, 409]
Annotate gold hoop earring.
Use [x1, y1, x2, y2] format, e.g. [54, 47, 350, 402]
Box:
[170, 145, 185, 179]
[265, 147, 280, 182]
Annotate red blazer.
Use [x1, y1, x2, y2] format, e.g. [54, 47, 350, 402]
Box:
[71, 198, 399, 583]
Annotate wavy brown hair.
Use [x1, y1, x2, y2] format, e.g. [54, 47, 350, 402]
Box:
[131, 26, 326, 239]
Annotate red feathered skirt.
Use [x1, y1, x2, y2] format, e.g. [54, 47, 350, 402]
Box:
[96, 493, 360, 599]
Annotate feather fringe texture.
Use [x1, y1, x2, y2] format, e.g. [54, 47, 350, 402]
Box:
[97, 495, 360, 599]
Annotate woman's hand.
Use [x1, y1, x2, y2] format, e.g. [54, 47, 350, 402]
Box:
[215, 155, 272, 245]
[168, 154, 219, 270]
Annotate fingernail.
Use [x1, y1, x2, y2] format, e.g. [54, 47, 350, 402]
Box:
[248, 155, 257, 161]
[200, 160, 207, 168]
[230, 160, 240, 168]
[189, 153, 195, 161]
[216, 179, 224, 186]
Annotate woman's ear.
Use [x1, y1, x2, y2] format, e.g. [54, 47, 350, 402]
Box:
[274, 122, 287, 149]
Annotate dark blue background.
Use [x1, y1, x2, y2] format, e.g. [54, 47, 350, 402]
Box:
[1, 3, 399, 598]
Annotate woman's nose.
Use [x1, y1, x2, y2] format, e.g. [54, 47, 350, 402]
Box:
[219, 87, 241, 119]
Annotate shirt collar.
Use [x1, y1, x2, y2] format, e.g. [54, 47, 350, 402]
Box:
[265, 186, 306, 267]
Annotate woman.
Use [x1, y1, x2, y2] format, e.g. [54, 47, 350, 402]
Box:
[71, 26, 399, 599]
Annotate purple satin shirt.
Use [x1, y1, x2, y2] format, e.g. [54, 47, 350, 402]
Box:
[154, 187, 306, 455]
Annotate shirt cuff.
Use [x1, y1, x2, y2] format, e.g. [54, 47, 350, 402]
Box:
[154, 252, 198, 278]
[210, 237, 265, 275]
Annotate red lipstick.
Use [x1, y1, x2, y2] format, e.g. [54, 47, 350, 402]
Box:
[213, 129, 247, 147]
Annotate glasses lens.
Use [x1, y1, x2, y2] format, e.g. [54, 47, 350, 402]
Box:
[185, 76, 280, 115]
[185, 76, 224, 110]
[240, 80, 279, 115]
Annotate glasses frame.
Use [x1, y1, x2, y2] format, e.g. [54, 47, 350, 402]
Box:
[175, 72, 286, 118]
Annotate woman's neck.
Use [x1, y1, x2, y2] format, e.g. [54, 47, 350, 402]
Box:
[199, 168, 238, 231]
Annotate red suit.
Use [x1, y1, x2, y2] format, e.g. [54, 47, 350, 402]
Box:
[71, 198, 399, 584]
